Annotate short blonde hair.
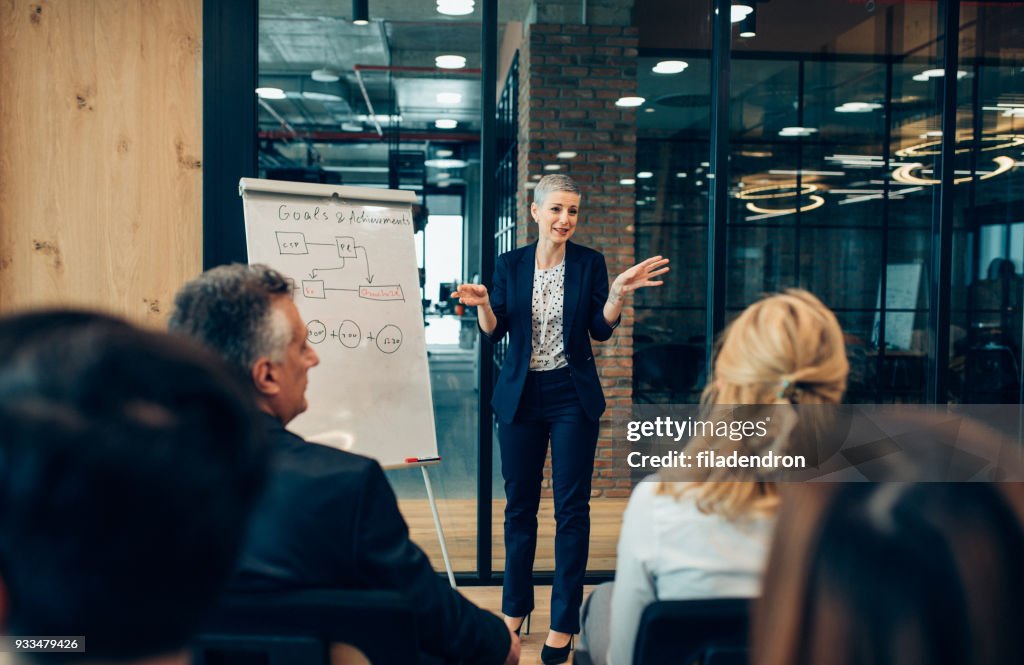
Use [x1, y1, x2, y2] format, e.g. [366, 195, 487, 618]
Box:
[533, 174, 580, 205]
[656, 289, 849, 520]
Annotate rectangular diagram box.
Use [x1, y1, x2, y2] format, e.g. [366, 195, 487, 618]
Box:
[276, 231, 308, 255]
[335, 236, 358, 258]
[301, 280, 326, 299]
[359, 284, 404, 301]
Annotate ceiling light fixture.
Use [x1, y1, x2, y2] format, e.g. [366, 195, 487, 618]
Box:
[434, 118, 458, 129]
[637, 171, 654, 178]
[652, 60, 688, 74]
[435, 54, 467, 69]
[302, 91, 343, 102]
[615, 96, 645, 107]
[352, 0, 369, 25]
[255, 87, 286, 99]
[779, 126, 818, 137]
[914, 68, 968, 81]
[544, 164, 562, 171]
[436, 92, 462, 105]
[730, 3, 753, 23]
[311, 68, 341, 83]
[835, 101, 882, 113]
[437, 0, 475, 15]
[556, 151, 577, 159]
[620, 178, 636, 185]
[891, 156, 1015, 186]
[436, 149, 454, 158]
[424, 158, 467, 168]
[745, 195, 825, 216]
[738, 6, 757, 37]
[896, 134, 1024, 158]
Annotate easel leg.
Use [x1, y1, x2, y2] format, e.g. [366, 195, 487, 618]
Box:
[422, 466, 456, 588]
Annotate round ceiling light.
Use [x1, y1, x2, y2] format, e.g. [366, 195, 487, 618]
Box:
[424, 158, 467, 168]
[435, 54, 467, 69]
[615, 96, 646, 107]
[435, 118, 458, 129]
[311, 68, 341, 83]
[437, 0, 475, 16]
[652, 60, 688, 74]
[730, 4, 753, 22]
[255, 87, 286, 99]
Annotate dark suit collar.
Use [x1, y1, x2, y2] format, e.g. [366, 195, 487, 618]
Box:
[563, 244, 582, 344]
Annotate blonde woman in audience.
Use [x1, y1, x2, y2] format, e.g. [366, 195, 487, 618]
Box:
[577, 289, 849, 665]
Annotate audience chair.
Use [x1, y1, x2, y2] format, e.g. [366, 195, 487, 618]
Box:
[632, 597, 751, 665]
[192, 589, 419, 665]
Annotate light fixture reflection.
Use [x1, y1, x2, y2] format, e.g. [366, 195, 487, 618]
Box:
[891, 156, 1016, 186]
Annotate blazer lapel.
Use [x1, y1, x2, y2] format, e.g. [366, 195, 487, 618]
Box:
[563, 242, 581, 347]
[516, 243, 537, 336]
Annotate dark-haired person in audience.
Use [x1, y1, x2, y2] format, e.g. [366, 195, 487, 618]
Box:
[577, 289, 849, 665]
[0, 310, 268, 664]
[754, 482, 1024, 665]
[169, 263, 519, 665]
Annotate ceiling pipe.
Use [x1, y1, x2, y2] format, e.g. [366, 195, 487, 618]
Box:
[352, 64, 483, 137]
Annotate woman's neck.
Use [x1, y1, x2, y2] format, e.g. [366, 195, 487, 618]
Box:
[536, 239, 566, 269]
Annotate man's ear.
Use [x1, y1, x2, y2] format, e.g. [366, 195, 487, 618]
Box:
[251, 357, 280, 398]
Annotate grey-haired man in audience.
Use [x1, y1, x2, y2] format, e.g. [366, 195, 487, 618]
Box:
[169, 263, 519, 665]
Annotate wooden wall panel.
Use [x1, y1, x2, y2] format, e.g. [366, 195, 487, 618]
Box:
[0, 0, 203, 324]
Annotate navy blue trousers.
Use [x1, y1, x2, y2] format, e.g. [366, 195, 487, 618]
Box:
[499, 366, 599, 634]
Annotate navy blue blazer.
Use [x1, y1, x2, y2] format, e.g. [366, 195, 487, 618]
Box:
[484, 241, 617, 424]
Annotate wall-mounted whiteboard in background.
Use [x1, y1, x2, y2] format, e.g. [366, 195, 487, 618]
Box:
[240, 178, 438, 468]
[872, 262, 924, 351]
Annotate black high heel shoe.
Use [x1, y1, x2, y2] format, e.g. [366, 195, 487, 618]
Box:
[540, 635, 573, 664]
[508, 612, 531, 636]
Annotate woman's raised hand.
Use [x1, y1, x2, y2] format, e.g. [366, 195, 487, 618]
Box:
[610, 256, 670, 300]
[455, 283, 490, 308]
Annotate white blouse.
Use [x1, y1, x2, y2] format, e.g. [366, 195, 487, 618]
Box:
[529, 260, 568, 371]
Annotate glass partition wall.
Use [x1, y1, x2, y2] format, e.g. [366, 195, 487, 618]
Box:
[208, 0, 1024, 585]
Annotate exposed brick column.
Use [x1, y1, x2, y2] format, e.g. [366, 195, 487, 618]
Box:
[517, 23, 639, 499]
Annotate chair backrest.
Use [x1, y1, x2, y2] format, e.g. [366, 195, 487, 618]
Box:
[632, 598, 751, 665]
[192, 589, 419, 665]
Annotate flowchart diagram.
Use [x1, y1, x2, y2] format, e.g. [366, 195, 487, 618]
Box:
[277, 231, 406, 355]
[276, 231, 406, 303]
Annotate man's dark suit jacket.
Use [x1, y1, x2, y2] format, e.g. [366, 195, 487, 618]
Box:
[484, 240, 617, 424]
[230, 414, 510, 665]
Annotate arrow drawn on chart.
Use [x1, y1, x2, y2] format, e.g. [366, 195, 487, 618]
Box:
[325, 287, 359, 292]
[309, 260, 345, 279]
[355, 246, 374, 284]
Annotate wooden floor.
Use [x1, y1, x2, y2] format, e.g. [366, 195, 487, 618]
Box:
[397, 498, 629, 574]
[460, 584, 596, 664]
